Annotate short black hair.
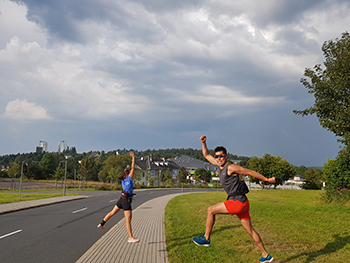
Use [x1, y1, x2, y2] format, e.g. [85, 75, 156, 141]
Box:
[214, 146, 227, 155]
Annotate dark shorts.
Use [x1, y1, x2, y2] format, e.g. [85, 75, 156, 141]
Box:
[116, 197, 132, 211]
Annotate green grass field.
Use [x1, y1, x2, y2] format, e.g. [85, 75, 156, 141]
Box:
[165, 190, 350, 263]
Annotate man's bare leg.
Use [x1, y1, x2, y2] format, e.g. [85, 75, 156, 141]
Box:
[204, 202, 229, 240]
[240, 219, 268, 257]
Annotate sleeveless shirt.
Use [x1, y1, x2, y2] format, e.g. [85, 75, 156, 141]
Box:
[219, 161, 248, 202]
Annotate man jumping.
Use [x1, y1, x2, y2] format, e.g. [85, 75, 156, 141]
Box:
[192, 135, 275, 263]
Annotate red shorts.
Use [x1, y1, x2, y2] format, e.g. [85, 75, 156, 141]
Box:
[224, 199, 251, 220]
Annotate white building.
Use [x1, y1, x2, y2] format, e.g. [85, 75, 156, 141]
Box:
[58, 140, 68, 153]
[36, 141, 48, 153]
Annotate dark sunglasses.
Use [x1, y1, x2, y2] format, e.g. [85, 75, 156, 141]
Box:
[214, 154, 226, 159]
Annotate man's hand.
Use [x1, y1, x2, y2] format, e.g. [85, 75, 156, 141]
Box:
[129, 151, 134, 157]
[200, 135, 207, 143]
[268, 177, 276, 184]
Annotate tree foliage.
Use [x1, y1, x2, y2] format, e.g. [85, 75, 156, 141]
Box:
[39, 153, 58, 178]
[177, 167, 188, 184]
[194, 168, 212, 183]
[100, 154, 131, 182]
[323, 149, 350, 202]
[301, 168, 324, 190]
[294, 32, 350, 147]
[78, 156, 96, 181]
[247, 154, 296, 188]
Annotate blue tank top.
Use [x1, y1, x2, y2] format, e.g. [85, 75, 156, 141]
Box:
[122, 175, 133, 195]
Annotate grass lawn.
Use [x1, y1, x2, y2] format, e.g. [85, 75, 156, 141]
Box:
[0, 191, 80, 204]
[165, 190, 350, 263]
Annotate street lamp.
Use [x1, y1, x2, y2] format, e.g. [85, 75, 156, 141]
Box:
[63, 155, 73, 196]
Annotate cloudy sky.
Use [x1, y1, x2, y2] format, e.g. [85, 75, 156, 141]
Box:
[1, 0, 349, 167]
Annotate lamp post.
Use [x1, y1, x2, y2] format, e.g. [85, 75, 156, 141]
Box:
[19, 161, 24, 200]
[63, 156, 73, 196]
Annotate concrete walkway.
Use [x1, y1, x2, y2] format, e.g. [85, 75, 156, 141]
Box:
[76, 193, 181, 263]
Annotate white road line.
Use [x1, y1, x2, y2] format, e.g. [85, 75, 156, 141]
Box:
[0, 229, 22, 240]
[72, 207, 87, 214]
[109, 199, 118, 203]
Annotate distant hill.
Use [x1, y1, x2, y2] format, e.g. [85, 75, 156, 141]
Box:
[0, 148, 250, 166]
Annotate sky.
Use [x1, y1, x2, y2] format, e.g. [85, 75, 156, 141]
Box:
[0, 0, 349, 167]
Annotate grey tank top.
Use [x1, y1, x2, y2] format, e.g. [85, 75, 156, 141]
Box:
[219, 162, 247, 202]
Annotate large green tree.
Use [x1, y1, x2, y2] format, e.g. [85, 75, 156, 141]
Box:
[101, 154, 131, 182]
[323, 149, 350, 201]
[293, 32, 350, 147]
[247, 154, 296, 189]
[78, 156, 96, 181]
[39, 153, 58, 178]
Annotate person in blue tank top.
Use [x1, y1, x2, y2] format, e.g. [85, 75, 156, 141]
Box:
[97, 151, 139, 243]
[193, 135, 275, 263]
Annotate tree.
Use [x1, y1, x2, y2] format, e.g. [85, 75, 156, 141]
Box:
[39, 153, 58, 179]
[101, 154, 131, 183]
[7, 162, 21, 179]
[78, 156, 96, 182]
[301, 168, 324, 190]
[51, 167, 64, 188]
[293, 32, 350, 147]
[25, 163, 44, 180]
[323, 149, 350, 201]
[247, 154, 296, 189]
[177, 167, 188, 184]
[194, 168, 212, 183]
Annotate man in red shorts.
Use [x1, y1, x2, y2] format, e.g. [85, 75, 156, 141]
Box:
[192, 135, 275, 263]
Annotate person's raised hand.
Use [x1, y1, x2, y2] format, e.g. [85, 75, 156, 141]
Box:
[200, 135, 207, 143]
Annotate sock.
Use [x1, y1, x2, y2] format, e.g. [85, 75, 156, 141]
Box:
[100, 220, 106, 226]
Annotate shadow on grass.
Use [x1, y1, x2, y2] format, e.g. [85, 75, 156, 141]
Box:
[281, 234, 350, 262]
[166, 225, 241, 251]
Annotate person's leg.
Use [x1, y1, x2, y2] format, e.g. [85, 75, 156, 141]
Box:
[124, 210, 139, 242]
[240, 219, 268, 257]
[204, 202, 230, 240]
[98, 205, 121, 229]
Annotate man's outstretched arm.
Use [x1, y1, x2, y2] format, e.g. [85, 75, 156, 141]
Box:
[200, 135, 217, 166]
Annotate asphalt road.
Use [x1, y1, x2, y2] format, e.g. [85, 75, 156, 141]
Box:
[0, 188, 211, 263]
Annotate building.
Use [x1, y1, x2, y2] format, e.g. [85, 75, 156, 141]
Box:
[170, 155, 219, 175]
[135, 155, 181, 185]
[36, 141, 48, 153]
[58, 140, 68, 153]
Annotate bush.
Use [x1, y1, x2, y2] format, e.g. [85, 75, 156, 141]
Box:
[323, 148, 350, 202]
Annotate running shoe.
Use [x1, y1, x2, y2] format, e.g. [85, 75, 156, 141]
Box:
[259, 254, 273, 262]
[192, 234, 210, 247]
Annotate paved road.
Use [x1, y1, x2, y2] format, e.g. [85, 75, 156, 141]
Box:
[0, 188, 211, 263]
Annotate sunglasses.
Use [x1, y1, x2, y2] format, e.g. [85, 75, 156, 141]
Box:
[214, 154, 226, 159]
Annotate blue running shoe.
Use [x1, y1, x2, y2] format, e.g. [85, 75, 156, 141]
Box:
[192, 234, 210, 247]
[259, 254, 273, 262]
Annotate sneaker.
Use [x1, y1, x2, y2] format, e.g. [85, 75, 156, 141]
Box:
[97, 224, 105, 229]
[192, 234, 210, 247]
[128, 237, 140, 243]
[259, 254, 273, 262]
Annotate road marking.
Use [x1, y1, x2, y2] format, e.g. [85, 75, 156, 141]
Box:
[109, 199, 118, 203]
[72, 207, 87, 214]
[0, 229, 22, 240]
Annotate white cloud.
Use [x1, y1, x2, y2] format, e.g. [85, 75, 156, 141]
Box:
[2, 99, 51, 120]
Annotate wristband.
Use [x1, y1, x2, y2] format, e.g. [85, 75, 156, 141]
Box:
[265, 178, 269, 182]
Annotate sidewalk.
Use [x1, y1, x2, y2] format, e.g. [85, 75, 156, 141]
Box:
[76, 193, 182, 263]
